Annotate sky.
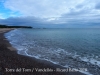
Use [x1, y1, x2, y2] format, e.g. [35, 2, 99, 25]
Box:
[0, 0, 100, 28]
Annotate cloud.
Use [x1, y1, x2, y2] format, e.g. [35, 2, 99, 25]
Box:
[4, 0, 85, 18]
[0, 13, 6, 19]
[4, 0, 100, 20]
[95, 2, 100, 9]
[0, 16, 57, 28]
[0, 0, 100, 28]
[0, 15, 100, 28]
[0, 14, 3, 19]
[0, 16, 40, 24]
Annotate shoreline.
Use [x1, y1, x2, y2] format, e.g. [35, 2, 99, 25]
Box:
[0, 28, 86, 75]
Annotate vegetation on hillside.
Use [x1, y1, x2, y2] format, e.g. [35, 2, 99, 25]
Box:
[0, 24, 32, 28]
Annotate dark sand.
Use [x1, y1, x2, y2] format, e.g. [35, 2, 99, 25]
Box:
[0, 28, 86, 75]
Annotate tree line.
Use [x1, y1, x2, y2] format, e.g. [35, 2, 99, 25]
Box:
[0, 25, 32, 28]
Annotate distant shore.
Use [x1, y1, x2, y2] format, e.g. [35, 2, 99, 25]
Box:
[0, 28, 85, 75]
[0, 25, 32, 28]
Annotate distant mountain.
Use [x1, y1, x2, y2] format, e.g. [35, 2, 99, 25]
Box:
[0, 25, 32, 28]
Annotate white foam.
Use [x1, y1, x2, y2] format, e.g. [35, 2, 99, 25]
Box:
[5, 29, 98, 75]
[24, 47, 94, 75]
[80, 57, 100, 67]
[21, 48, 60, 65]
[79, 70, 93, 75]
[64, 65, 93, 75]
[9, 41, 95, 75]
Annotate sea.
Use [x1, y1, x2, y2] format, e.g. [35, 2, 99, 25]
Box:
[5, 28, 100, 75]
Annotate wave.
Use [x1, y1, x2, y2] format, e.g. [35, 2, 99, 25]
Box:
[5, 29, 100, 75]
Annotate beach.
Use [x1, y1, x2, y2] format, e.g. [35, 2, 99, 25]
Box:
[0, 28, 86, 75]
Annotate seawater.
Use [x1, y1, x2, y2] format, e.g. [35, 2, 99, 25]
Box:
[5, 28, 100, 75]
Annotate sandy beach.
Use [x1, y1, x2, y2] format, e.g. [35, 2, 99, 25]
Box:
[0, 28, 86, 75]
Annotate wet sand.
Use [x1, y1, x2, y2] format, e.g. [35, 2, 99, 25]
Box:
[0, 28, 86, 75]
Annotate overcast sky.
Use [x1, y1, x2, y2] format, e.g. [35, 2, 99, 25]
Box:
[0, 0, 100, 28]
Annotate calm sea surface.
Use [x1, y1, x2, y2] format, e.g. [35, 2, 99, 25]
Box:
[5, 28, 100, 75]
